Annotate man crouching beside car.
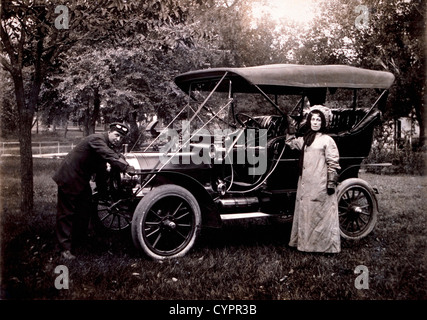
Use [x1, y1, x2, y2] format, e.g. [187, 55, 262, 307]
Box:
[52, 122, 135, 260]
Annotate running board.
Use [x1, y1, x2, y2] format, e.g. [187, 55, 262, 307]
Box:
[220, 212, 274, 221]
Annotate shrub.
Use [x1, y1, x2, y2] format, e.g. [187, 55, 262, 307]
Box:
[364, 125, 425, 175]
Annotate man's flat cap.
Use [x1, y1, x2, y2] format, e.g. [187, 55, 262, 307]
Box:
[109, 122, 130, 135]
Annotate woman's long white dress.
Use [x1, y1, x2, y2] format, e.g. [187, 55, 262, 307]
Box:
[287, 133, 341, 253]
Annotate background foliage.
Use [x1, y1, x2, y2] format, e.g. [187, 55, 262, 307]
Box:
[0, 0, 425, 215]
[3, 0, 424, 139]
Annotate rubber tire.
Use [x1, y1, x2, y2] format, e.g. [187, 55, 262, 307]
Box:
[131, 184, 201, 260]
[336, 178, 378, 240]
[91, 195, 132, 233]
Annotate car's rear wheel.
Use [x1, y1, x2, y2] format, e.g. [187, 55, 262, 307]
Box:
[337, 178, 378, 240]
[91, 169, 133, 233]
[131, 184, 201, 260]
[93, 195, 133, 232]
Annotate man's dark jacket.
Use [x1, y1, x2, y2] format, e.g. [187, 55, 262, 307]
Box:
[53, 133, 129, 195]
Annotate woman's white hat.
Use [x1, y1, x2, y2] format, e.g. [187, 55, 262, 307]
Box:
[308, 105, 333, 128]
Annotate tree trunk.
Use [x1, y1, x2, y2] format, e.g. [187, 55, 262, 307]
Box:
[414, 101, 425, 148]
[12, 74, 34, 214]
[82, 88, 100, 136]
[127, 110, 140, 148]
[82, 97, 91, 136]
[82, 109, 90, 136]
[91, 87, 101, 134]
[19, 112, 34, 214]
[64, 117, 68, 138]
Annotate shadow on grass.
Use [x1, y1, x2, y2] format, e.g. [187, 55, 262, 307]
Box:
[197, 218, 292, 250]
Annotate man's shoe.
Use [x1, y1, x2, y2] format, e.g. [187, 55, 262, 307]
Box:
[61, 250, 76, 260]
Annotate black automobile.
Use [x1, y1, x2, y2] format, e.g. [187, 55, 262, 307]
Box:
[92, 64, 395, 260]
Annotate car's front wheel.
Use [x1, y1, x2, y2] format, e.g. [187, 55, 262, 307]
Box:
[131, 184, 201, 260]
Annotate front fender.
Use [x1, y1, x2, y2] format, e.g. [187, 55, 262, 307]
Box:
[146, 171, 222, 228]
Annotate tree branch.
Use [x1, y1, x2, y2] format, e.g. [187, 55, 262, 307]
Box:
[17, 17, 25, 67]
[0, 23, 17, 66]
[0, 54, 12, 72]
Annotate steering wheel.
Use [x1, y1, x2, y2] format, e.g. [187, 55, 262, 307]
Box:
[235, 113, 261, 129]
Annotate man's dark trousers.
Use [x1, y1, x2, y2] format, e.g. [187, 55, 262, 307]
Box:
[56, 185, 93, 252]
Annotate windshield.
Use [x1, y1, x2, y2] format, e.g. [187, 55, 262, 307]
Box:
[185, 83, 303, 132]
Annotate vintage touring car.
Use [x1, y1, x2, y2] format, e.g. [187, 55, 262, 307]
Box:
[92, 64, 395, 259]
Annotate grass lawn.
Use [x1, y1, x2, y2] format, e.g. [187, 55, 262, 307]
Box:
[0, 157, 426, 301]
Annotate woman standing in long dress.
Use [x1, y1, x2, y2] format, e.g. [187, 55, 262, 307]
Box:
[286, 108, 341, 253]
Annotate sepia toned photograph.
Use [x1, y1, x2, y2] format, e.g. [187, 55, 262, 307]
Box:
[0, 0, 425, 313]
